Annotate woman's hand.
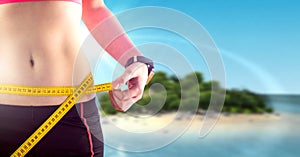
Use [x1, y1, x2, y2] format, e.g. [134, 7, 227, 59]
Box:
[109, 62, 148, 112]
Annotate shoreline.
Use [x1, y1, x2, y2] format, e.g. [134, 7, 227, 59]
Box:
[100, 112, 281, 134]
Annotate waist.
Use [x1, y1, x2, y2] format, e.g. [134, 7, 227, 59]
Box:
[0, 82, 112, 96]
[0, 49, 95, 106]
[0, 49, 90, 85]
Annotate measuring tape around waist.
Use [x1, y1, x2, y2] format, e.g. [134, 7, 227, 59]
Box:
[10, 73, 107, 157]
[0, 82, 112, 96]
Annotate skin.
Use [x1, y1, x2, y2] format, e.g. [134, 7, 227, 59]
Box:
[0, 0, 148, 111]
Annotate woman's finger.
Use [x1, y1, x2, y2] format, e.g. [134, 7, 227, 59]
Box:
[113, 62, 147, 89]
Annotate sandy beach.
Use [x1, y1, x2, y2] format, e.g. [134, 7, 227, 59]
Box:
[100, 112, 281, 135]
[102, 98, 300, 157]
[101, 108, 300, 156]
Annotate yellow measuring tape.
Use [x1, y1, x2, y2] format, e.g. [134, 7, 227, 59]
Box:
[8, 73, 111, 157]
[0, 83, 112, 96]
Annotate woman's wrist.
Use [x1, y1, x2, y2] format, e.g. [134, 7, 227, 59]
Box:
[125, 56, 154, 75]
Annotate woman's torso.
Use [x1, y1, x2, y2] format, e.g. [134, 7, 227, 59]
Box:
[0, 1, 94, 106]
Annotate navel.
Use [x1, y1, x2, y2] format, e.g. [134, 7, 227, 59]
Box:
[29, 55, 34, 67]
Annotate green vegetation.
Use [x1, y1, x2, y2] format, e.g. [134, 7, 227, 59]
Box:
[99, 71, 273, 115]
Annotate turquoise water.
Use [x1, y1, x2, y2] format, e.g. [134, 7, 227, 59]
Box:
[104, 96, 300, 157]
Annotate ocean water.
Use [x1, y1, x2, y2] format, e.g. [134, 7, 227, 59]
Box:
[103, 95, 300, 157]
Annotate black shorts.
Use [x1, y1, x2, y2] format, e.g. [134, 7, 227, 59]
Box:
[0, 98, 103, 157]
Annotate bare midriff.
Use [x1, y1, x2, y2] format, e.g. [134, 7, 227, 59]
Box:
[0, 1, 95, 106]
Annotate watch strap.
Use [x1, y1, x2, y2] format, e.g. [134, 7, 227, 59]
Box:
[125, 56, 154, 76]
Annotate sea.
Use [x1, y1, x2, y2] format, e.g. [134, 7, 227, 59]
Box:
[103, 95, 300, 157]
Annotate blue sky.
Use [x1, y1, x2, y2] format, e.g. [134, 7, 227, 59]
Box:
[95, 0, 300, 94]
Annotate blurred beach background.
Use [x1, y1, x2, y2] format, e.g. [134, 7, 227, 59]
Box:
[80, 0, 300, 157]
[102, 97, 299, 157]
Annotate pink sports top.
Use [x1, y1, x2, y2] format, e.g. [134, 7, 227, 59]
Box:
[0, 0, 81, 5]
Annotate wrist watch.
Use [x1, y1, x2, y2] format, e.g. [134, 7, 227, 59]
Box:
[125, 56, 155, 84]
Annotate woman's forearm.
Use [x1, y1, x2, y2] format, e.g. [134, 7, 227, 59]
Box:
[82, 1, 142, 66]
